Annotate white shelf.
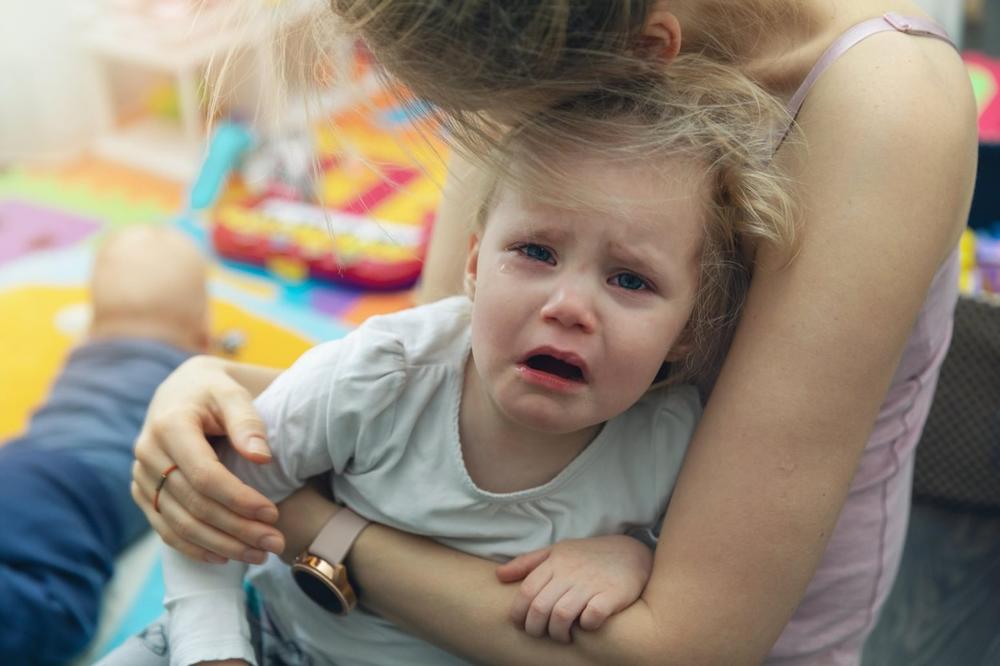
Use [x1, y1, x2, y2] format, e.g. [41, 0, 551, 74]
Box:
[94, 117, 205, 181]
[83, 6, 273, 73]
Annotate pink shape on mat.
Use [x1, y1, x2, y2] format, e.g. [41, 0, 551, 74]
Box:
[965, 51, 1000, 142]
[339, 166, 419, 216]
[310, 286, 363, 317]
[0, 200, 101, 264]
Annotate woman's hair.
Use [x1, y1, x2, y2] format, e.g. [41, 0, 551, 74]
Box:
[322, 1, 800, 148]
[468, 55, 797, 392]
[299, 1, 798, 391]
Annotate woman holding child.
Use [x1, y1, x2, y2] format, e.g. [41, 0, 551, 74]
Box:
[128, 1, 976, 664]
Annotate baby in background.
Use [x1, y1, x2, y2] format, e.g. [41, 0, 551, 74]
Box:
[100, 56, 796, 666]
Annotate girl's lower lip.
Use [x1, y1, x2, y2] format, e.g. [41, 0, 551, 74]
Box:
[516, 364, 586, 392]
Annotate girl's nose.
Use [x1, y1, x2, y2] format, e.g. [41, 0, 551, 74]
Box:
[540, 284, 597, 333]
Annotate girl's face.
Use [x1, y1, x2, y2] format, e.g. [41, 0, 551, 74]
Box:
[466, 154, 706, 435]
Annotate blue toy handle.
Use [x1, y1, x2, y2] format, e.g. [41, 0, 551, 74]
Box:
[189, 122, 255, 210]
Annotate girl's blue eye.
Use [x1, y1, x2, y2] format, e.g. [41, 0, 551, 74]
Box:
[612, 273, 648, 291]
[519, 244, 554, 264]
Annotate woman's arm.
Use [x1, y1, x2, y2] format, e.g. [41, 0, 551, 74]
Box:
[288, 34, 979, 666]
[414, 150, 484, 304]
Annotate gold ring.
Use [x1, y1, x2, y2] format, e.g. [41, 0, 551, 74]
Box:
[154, 464, 179, 513]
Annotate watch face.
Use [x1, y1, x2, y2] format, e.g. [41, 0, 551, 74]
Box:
[292, 568, 347, 615]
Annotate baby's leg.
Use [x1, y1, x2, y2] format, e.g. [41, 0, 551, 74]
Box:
[93, 615, 172, 666]
[88, 225, 211, 353]
[0, 227, 209, 664]
[97, 601, 269, 666]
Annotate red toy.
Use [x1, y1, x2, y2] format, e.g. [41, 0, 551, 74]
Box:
[212, 194, 428, 290]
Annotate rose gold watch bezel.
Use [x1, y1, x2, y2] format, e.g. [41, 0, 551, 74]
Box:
[291, 553, 358, 615]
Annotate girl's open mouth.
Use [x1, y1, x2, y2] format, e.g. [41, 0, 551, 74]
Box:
[523, 354, 585, 383]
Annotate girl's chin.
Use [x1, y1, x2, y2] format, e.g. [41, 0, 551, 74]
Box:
[493, 394, 595, 435]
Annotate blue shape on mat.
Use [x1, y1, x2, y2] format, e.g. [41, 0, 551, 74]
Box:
[189, 122, 255, 211]
[96, 556, 165, 660]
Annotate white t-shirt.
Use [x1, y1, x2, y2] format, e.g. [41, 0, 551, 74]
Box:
[164, 296, 701, 666]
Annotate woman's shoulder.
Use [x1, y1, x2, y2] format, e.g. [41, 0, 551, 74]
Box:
[791, 26, 975, 151]
[774, 25, 977, 264]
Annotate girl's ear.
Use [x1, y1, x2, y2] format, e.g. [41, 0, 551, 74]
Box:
[464, 234, 481, 300]
[664, 330, 694, 364]
[641, 2, 682, 62]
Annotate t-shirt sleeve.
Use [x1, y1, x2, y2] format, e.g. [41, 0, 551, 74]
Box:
[653, 384, 702, 500]
[220, 325, 408, 503]
[628, 385, 703, 547]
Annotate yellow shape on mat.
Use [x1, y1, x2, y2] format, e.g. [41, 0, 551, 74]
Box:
[0, 286, 84, 440]
[0, 286, 313, 441]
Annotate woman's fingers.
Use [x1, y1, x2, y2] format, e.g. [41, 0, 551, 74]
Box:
[155, 482, 269, 564]
[209, 384, 273, 463]
[523, 576, 573, 639]
[496, 547, 551, 583]
[145, 410, 277, 523]
[547, 587, 592, 643]
[132, 456, 283, 561]
[131, 480, 224, 564]
[157, 467, 283, 559]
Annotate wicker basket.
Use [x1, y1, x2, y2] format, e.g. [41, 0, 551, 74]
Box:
[913, 294, 1000, 513]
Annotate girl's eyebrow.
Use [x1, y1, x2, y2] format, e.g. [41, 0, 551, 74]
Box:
[515, 223, 571, 244]
[606, 241, 666, 278]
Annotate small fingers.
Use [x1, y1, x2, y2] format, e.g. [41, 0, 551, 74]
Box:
[547, 587, 593, 643]
[496, 547, 551, 584]
[578, 591, 618, 632]
[509, 564, 552, 628]
[523, 577, 573, 639]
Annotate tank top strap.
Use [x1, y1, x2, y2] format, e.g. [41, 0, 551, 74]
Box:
[782, 12, 957, 133]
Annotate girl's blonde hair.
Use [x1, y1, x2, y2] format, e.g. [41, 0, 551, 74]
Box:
[467, 55, 796, 391]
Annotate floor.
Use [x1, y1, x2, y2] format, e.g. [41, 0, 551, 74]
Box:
[862, 501, 1000, 665]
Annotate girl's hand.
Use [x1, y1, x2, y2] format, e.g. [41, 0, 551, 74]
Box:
[131, 355, 286, 564]
[496, 535, 654, 644]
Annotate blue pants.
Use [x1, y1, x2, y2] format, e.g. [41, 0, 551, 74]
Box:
[0, 339, 190, 665]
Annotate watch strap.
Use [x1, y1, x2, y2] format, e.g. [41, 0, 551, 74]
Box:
[308, 507, 370, 565]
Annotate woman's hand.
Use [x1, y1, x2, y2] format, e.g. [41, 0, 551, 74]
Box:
[131, 355, 286, 564]
[496, 535, 654, 644]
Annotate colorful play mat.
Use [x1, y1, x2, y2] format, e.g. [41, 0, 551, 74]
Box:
[0, 90, 445, 662]
[966, 51, 1000, 141]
